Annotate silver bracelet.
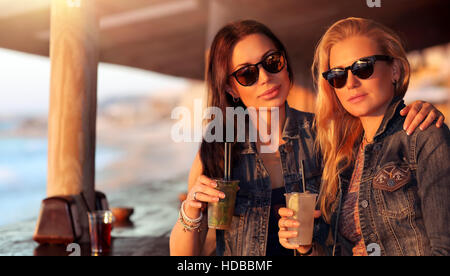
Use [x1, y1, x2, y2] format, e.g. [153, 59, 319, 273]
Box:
[180, 200, 203, 224]
[179, 212, 201, 232]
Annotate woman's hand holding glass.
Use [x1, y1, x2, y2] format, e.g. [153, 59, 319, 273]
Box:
[184, 175, 226, 220]
[278, 208, 322, 254]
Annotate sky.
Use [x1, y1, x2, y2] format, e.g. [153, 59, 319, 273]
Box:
[0, 48, 189, 116]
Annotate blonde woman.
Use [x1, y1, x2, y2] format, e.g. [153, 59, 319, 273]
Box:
[278, 17, 450, 256]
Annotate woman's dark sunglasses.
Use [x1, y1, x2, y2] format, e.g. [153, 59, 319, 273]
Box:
[322, 55, 393, 89]
[230, 51, 286, 87]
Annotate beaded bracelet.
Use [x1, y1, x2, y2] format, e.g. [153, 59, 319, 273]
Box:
[180, 200, 203, 224]
[178, 212, 201, 232]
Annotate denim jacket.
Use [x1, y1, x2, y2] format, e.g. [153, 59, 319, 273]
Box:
[330, 97, 450, 256]
[216, 103, 326, 256]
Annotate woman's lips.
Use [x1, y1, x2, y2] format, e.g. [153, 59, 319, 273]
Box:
[259, 85, 281, 100]
[348, 93, 368, 104]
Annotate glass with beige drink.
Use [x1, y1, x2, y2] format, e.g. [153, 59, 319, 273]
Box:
[284, 192, 318, 246]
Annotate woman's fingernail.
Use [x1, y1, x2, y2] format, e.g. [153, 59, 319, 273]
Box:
[219, 193, 226, 198]
[211, 181, 217, 187]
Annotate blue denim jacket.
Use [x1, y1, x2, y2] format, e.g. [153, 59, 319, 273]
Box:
[330, 97, 450, 256]
[216, 103, 326, 256]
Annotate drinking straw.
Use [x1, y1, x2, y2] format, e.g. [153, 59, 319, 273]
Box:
[224, 142, 231, 180]
[300, 160, 306, 193]
[228, 143, 231, 180]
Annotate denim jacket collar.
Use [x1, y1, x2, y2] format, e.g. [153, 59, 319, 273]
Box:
[373, 96, 406, 142]
[240, 101, 300, 154]
[282, 101, 301, 140]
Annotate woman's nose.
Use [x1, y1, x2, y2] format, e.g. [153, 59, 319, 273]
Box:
[258, 65, 271, 85]
[346, 70, 361, 89]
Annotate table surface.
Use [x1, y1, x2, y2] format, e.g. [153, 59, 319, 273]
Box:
[33, 234, 170, 256]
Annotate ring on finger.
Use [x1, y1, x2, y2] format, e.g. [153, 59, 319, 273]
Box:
[193, 192, 198, 201]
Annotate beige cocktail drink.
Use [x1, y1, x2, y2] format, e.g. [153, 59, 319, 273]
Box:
[284, 192, 318, 246]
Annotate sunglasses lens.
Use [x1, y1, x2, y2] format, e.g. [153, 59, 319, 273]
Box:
[352, 60, 374, 79]
[327, 70, 347, 89]
[235, 66, 258, 86]
[263, 53, 285, 73]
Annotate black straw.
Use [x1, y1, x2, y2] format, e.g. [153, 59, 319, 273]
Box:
[300, 160, 306, 193]
[228, 143, 231, 180]
[224, 142, 229, 180]
[225, 142, 231, 180]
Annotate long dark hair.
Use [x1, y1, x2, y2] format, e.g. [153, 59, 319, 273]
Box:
[200, 20, 294, 178]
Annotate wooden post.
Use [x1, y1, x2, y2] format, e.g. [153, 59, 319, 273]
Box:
[46, 0, 99, 241]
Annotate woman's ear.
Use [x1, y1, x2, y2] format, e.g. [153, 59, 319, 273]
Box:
[225, 84, 239, 99]
[391, 59, 401, 83]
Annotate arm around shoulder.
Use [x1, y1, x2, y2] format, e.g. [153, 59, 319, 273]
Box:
[414, 124, 450, 255]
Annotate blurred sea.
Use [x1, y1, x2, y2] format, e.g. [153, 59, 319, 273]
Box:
[0, 121, 122, 227]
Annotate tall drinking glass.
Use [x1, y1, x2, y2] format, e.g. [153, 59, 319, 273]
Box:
[207, 179, 239, 230]
[284, 192, 317, 246]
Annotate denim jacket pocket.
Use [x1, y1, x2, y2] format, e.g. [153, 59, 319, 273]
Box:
[372, 162, 414, 218]
[373, 163, 411, 192]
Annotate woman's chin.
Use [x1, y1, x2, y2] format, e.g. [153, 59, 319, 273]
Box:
[258, 95, 287, 109]
[342, 103, 372, 118]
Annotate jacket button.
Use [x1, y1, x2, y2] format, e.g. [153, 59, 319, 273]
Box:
[361, 200, 369, 209]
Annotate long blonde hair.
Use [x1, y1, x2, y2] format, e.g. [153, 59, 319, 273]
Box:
[312, 17, 411, 222]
